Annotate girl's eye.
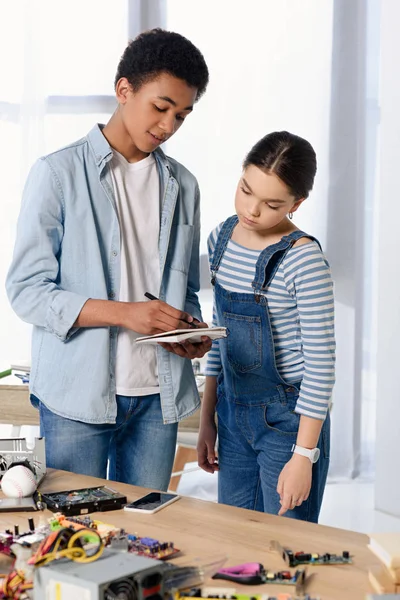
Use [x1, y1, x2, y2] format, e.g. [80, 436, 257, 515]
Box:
[268, 205, 279, 211]
[240, 186, 251, 195]
[176, 115, 185, 122]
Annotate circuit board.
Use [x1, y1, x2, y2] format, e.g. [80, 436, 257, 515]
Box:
[212, 564, 306, 590]
[48, 514, 180, 560]
[271, 539, 352, 567]
[179, 588, 321, 600]
[39, 485, 127, 515]
[0, 532, 13, 555]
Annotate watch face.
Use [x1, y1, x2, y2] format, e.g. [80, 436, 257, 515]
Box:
[311, 448, 320, 463]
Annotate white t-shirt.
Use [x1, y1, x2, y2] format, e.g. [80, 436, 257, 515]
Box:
[110, 150, 160, 396]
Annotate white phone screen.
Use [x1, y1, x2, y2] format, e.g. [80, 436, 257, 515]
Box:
[124, 492, 178, 512]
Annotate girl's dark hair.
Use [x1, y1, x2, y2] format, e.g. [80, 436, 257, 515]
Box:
[243, 131, 317, 199]
[115, 28, 209, 101]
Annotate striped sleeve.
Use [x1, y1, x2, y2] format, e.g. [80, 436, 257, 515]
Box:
[204, 226, 223, 377]
[283, 243, 336, 420]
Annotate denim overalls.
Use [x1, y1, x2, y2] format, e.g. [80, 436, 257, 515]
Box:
[210, 215, 330, 522]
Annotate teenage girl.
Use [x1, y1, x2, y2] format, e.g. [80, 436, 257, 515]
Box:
[197, 131, 335, 522]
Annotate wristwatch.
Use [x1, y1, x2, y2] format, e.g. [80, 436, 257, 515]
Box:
[291, 444, 320, 463]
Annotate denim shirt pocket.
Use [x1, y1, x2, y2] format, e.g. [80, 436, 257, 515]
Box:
[167, 224, 194, 274]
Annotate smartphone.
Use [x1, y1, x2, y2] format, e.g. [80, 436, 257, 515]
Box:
[123, 492, 179, 514]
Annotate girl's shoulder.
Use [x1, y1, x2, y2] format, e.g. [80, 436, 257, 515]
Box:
[283, 238, 331, 276]
[207, 222, 224, 256]
[282, 239, 333, 298]
[292, 236, 315, 248]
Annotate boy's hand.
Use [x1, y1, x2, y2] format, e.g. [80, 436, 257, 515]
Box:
[122, 300, 196, 335]
[159, 320, 212, 359]
[277, 454, 312, 516]
[197, 418, 219, 473]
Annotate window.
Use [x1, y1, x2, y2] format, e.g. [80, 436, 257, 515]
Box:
[166, 0, 333, 325]
[0, 0, 128, 368]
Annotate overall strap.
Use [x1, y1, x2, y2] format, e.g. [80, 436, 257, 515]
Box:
[253, 230, 321, 293]
[210, 215, 239, 285]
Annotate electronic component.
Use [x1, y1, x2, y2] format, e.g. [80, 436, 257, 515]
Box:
[179, 588, 321, 600]
[34, 549, 169, 600]
[0, 524, 188, 598]
[0, 531, 13, 555]
[48, 514, 180, 560]
[0, 437, 46, 484]
[271, 539, 352, 567]
[0, 519, 48, 554]
[212, 562, 306, 592]
[39, 485, 127, 515]
[126, 533, 180, 560]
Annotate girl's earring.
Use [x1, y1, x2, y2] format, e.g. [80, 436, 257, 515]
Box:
[289, 212, 293, 220]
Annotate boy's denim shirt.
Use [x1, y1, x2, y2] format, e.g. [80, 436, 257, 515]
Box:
[6, 124, 202, 424]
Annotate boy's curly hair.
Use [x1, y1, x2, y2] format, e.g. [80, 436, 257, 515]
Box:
[115, 28, 209, 101]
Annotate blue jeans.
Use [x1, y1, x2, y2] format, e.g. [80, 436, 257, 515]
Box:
[31, 394, 178, 491]
[217, 393, 330, 522]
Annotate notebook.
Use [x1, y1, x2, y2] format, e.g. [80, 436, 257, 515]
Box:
[369, 533, 400, 570]
[135, 326, 227, 345]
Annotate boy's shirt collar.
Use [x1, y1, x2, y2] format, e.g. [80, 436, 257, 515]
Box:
[87, 124, 113, 168]
[87, 123, 171, 174]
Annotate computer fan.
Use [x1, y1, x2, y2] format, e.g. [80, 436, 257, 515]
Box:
[104, 577, 138, 600]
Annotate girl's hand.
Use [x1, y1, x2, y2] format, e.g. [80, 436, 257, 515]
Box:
[277, 454, 312, 516]
[197, 418, 219, 473]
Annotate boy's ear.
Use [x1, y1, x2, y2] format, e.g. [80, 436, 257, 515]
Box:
[115, 77, 131, 104]
[291, 198, 305, 213]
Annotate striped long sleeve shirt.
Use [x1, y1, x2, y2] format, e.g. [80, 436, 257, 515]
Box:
[204, 225, 335, 420]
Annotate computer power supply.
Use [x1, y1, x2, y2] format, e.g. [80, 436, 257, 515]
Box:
[34, 549, 168, 600]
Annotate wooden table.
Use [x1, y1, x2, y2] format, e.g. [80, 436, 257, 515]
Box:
[0, 469, 380, 599]
[0, 380, 199, 431]
[0, 380, 200, 429]
[0, 380, 35, 434]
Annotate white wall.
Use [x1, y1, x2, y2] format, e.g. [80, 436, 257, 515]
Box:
[167, 0, 374, 479]
[375, 0, 400, 518]
[166, 0, 334, 254]
[0, 1, 126, 370]
[0, 145, 32, 370]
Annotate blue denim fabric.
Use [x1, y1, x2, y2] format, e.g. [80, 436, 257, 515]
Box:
[211, 216, 330, 522]
[31, 394, 178, 491]
[7, 124, 202, 425]
[217, 390, 330, 520]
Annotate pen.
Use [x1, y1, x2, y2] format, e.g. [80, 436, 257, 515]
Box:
[14, 373, 30, 383]
[144, 292, 197, 328]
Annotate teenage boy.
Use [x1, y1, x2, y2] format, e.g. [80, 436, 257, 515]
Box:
[6, 29, 211, 490]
